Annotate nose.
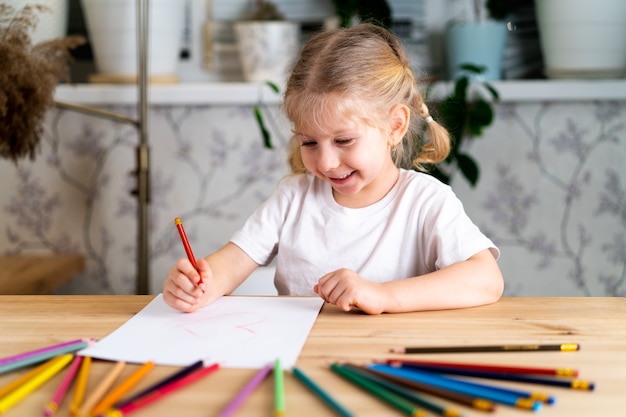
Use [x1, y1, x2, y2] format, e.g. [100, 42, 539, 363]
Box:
[316, 145, 341, 173]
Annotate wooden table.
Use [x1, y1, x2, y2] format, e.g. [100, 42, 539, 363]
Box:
[0, 296, 624, 416]
[0, 255, 85, 294]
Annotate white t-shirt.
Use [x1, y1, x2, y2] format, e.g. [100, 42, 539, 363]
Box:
[230, 169, 499, 296]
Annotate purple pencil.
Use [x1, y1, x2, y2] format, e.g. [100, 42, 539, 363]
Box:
[219, 363, 273, 417]
[0, 339, 85, 366]
[43, 355, 83, 417]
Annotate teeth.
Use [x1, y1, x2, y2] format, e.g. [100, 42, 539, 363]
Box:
[337, 172, 351, 179]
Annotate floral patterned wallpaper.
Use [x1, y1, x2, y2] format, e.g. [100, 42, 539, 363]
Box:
[1, 98, 624, 297]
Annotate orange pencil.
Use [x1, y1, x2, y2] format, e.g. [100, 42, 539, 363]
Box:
[70, 356, 91, 416]
[174, 217, 203, 284]
[90, 361, 155, 416]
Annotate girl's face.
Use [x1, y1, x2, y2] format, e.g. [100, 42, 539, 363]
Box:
[295, 102, 406, 208]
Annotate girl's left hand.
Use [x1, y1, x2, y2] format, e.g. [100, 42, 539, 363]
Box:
[314, 268, 387, 314]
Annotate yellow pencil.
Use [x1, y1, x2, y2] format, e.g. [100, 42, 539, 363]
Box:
[70, 356, 92, 417]
[0, 356, 61, 398]
[90, 360, 155, 416]
[0, 353, 73, 414]
[77, 361, 126, 417]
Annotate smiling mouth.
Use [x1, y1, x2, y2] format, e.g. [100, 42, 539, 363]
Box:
[329, 171, 354, 182]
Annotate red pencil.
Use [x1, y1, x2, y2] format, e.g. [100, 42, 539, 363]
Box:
[174, 217, 203, 284]
[386, 359, 578, 377]
[111, 363, 219, 416]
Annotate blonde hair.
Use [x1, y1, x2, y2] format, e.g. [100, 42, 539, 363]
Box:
[283, 23, 450, 174]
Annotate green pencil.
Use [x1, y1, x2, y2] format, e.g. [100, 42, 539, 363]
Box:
[330, 363, 428, 417]
[274, 359, 286, 417]
[342, 364, 465, 417]
[293, 367, 354, 417]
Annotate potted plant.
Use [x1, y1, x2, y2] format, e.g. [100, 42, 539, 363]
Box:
[234, 1, 300, 85]
[445, 0, 523, 80]
[424, 64, 499, 187]
[330, 0, 392, 29]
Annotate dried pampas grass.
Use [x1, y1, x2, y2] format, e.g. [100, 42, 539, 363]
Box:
[0, 4, 85, 162]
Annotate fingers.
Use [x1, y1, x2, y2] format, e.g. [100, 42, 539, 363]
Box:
[315, 271, 355, 312]
[163, 258, 208, 313]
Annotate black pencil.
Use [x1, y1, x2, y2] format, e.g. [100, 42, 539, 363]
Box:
[390, 343, 580, 354]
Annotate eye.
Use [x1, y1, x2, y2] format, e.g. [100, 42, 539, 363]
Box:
[300, 140, 317, 148]
[335, 138, 354, 146]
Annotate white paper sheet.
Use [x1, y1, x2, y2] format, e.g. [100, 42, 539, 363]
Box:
[79, 294, 324, 369]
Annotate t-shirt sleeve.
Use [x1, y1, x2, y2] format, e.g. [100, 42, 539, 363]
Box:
[229, 178, 294, 266]
[422, 184, 499, 270]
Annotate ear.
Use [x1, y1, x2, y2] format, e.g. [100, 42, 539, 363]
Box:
[388, 104, 410, 146]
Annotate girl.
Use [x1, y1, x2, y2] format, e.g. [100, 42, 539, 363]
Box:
[164, 23, 503, 314]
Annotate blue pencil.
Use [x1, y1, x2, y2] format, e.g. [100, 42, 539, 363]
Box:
[368, 364, 543, 412]
[342, 364, 465, 417]
[293, 367, 354, 417]
[399, 363, 592, 394]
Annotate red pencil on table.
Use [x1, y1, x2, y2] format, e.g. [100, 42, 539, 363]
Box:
[107, 362, 220, 416]
[174, 217, 203, 284]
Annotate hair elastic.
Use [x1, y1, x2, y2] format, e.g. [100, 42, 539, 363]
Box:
[425, 116, 433, 124]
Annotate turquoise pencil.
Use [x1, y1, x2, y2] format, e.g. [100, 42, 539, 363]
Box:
[293, 367, 354, 417]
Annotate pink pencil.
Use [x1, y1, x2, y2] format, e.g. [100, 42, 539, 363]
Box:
[0, 339, 85, 366]
[43, 355, 83, 417]
[219, 363, 273, 417]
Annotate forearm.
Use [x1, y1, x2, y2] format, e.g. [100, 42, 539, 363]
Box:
[380, 249, 504, 313]
[203, 242, 259, 302]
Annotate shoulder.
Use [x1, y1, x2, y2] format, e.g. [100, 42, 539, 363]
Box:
[397, 169, 454, 199]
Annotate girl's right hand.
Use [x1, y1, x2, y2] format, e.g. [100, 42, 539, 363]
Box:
[163, 257, 210, 313]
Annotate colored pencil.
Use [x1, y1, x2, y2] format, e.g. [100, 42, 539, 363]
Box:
[386, 359, 579, 377]
[368, 364, 543, 411]
[0, 339, 85, 366]
[44, 355, 84, 417]
[366, 367, 496, 412]
[395, 363, 592, 393]
[0, 353, 73, 414]
[274, 359, 286, 417]
[331, 363, 428, 417]
[107, 363, 219, 416]
[70, 356, 92, 416]
[219, 363, 273, 417]
[174, 217, 202, 284]
[114, 359, 204, 408]
[293, 366, 354, 417]
[390, 343, 580, 354]
[90, 361, 155, 416]
[0, 339, 90, 375]
[78, 360, 126, 417]
[0, 356, 61, 399]
[342, 364, 464, 417]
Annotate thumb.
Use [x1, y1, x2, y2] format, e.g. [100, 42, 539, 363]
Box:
[195, 257, 211, 286]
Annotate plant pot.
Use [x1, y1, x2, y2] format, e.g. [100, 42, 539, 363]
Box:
[234, 21, 300, 85]
[536, 0, 626, 79]
[445, 21, 508, 81]
[4, 0, 68, 44]
[81, 0, 184, 83]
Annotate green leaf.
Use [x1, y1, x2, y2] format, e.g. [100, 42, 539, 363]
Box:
[456, 153, 479, 186]
[254, 106, 273, 149]
[265, 81, 280, 94]
[467, 99, 493, 136]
